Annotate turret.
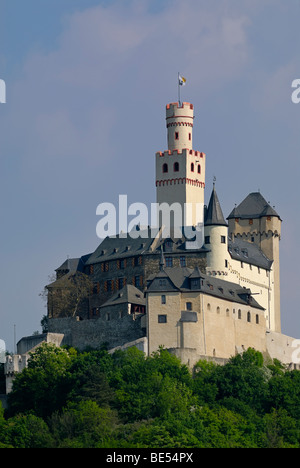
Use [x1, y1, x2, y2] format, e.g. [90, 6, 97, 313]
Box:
[204, 184, 229, 275]
[227, 192, 282, 332]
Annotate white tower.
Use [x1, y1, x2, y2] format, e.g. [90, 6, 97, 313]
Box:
[204, 183, 229, 275]
[155, 102, 206, 231]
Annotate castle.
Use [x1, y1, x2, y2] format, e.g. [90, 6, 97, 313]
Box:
[3, 99, 299, 395]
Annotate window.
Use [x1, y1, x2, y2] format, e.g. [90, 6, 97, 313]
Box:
[221, 236, 226, 244]
[162, 163, 168, 173]
[191, 163, 194, 172]
[106, 280, 113, 292]
[225, 260, 228, 268]
[89, 265, 94, 275]
[241, 261, 244, 268]
[249, 219, 253, 225]
[175, 132, 179, 140]
[161, 295, 166, 304]
[165, 257, 173, 267]
[258, 267, 260, 274]
[118, 259, 126, 269]
[174, 162, 179, 172]
[135, 275, 143, 287]
[106, 313, 111, 321]
[207, 303, 211, 311]
[189, 133, 191, 141]
[197, 164, 201, 174]
[238, 309, 242, 319]
[256, 314, 259, 324]
[158, 314, 167, 323]
[118, 277, 125, 289]
[186, 302, 192, 311]
[226, 308, 230, 317]
[180, 256, 186, 267]
[101, 262, 109, 272]
[205, 236, 210, 244]
[247, 311, 251, 323]
[92, 282, 100, 295]
[159, 279, 166, 287]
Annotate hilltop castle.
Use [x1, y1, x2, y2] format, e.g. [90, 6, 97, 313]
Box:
[4, 100, 299, 393]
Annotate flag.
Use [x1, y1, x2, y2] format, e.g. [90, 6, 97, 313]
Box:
[179, 74, 186, 86]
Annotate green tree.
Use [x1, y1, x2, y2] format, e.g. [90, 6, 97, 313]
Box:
[7, 343, 75, 418]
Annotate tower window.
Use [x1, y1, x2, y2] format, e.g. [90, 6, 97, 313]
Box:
[162, 163, 168, 173]
[247, 311, 251, 322]
[175, 132, 179, 140]
[174, 162, 179, 172]
[189, 133, 191, 140]
[161, 295, 166, 304]
[197, 165, 201, 174]
[186, 302, 192, 311]
[191, 163, 194, 172]
[158, 314, 167, 323]
[205, 236, 210, 244]
[221, 236, 226, 244]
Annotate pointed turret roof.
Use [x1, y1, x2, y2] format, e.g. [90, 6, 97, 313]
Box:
[205, 184, 227, 227]
[227, 192, 281, 220]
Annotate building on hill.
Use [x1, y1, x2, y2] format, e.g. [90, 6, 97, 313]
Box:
[4, 97, 299, 392]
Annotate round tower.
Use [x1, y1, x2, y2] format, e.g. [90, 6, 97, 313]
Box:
[166, 102, 194, 151]
[156, 102, 206, 230]
[204, 184, 229, 275]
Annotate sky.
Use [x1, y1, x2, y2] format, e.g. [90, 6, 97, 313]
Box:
[0, 0, 299, 352]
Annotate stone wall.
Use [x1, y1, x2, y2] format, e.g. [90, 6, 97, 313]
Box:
[48, 315, 146, 351]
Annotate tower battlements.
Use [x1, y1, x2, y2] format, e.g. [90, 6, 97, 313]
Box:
[166, 102, 194, 152]
[156, 149, 205, 158]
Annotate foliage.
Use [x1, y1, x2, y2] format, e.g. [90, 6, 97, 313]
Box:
[1, 345, 300, 448]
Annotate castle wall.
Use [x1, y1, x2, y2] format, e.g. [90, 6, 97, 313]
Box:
[48, 315, 146, 351]
[147, 290, 267, 359]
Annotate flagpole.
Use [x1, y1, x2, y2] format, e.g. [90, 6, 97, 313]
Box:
[178, 72, 181, 106]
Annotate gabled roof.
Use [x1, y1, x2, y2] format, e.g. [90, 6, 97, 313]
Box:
[228, 237, 273, 270]
[56, 254, 92, 273]
[100, 284, 145, 308]
[146, 266, 264, 310]
[205, 185, 227, 226]
[227, 192, 280, 220]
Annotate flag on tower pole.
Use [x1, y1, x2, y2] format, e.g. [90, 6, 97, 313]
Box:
[178, 73, 186, 105]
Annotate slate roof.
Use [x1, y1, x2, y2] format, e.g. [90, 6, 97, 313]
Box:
[85, 226, 207, 265]
[56, 254, 92, 273]
[146, 266, 264, 310]
[227, 192, 280, 220]
[228, 237, 273, 270]
[205, 185, 227, 226]
[100, 284, 146, 308]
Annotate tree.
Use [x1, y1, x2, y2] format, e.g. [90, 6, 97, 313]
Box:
[7, 344, 75, 418]
[43, 272, 92, 319]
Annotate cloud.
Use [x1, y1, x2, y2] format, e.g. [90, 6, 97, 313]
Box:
[0, 1, 253, 175]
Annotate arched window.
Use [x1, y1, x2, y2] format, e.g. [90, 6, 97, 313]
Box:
[247, 311, 251, 322]
[162, 163, 168, 173]
[197, 164, 201, 174]
[174, 162, 179, 172]
[191, 163, 194, 172]
[238, 309, 242, 319]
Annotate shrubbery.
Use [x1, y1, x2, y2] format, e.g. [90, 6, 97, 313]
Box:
[1, 343, 299, 448]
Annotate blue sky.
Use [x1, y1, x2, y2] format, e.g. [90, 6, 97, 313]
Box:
[0, 0, 299, 352]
